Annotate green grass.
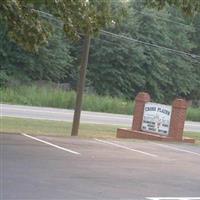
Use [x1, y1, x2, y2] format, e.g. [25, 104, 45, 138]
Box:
[0, 117, 121, 138]
[0, 85, 200, 121]
[187, 107, 200, 122]
[0, 85, 76, 109]
[1, 117, 199, 144]
[0, 85, 134, 115]
[184, 132, 200, 143]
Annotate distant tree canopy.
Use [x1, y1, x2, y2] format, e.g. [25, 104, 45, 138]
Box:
[147, 0, 200, 16]
[88, 0, 200, 102]
[0, 0, 123, 52]
[0, 0, 199, 51]
[0, 0, 200, 103]
[0, 22, 75, 84]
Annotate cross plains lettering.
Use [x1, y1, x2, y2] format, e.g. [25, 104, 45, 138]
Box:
[142, 103, 172, 135]
[145, 107, 170, 116]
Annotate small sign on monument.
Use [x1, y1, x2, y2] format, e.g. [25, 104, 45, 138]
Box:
[141, 102, 172, 135]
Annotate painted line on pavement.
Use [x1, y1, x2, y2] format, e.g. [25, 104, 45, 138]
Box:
[94, 138, 158, 158]
[152, 143, 200, 157]
[146, 197, 200, 200]
[22, 133, 80, 155]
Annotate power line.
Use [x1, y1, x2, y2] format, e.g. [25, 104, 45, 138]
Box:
[31, 8, 63, 24]
[94, 36, 200, 65]
[33, 8, 200, 60]
[100, 30, 200, 59]
[34, 7, 199, 30]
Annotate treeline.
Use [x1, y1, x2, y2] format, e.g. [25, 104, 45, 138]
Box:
[0, 0, 200, 104]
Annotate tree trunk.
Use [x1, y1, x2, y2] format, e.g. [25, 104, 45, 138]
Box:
[71, 34, 91, 136]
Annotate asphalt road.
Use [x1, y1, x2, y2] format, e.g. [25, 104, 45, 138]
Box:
[1, 133, 200, 200]
[1, 104, 200, 132]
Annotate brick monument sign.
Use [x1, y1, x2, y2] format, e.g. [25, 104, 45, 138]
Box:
[117, 92, 195, 143]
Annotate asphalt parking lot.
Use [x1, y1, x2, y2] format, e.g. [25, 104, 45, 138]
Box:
[1, 133, 200, 200]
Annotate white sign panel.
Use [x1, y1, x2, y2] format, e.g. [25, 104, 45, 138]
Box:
[141, 102, 172, 135]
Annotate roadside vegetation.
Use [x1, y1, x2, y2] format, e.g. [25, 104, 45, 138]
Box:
[0, 117, 121, 139]
[1, 0, 200, 106]
[1, 85, 200, 122]
[0, 85, 133, 114]
[1, 1, 200, 123]
[187, 108, 200, 122]
[1, 117, 199, 144]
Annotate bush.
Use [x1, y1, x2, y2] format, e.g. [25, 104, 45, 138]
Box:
[187, 108, 200, 122]
[1, 85, 199, 121]
[0, 85, 134, 114]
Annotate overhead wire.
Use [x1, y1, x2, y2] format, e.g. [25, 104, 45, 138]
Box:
[100, 30, 200, 59]
[32, 8, 200, 62]
[33, 7, 199, 30]
[31, 8, 64, 25]
[94, 35, 200, 65]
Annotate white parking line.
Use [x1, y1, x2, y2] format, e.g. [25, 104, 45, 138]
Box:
[22, 133, 80, 155]
[152, 143, 200, 157]
[146, 197, 200, 200]
[94, 139, 158, 158]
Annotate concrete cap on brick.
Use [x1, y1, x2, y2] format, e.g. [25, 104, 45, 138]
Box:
[135, 92, 150, 102]
[173, 99, 187, 109]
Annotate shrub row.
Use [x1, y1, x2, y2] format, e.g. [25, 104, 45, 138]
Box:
[1, 85, 199, 121]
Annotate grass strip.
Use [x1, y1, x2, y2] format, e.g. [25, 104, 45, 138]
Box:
[0, 117, 120, 138]
[1, 85, 200, 121]
[0, 85, 134, 115]
[1, 117, 199, 144]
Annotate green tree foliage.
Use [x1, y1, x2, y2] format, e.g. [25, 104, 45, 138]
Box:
[0, 22, 74, 85]
[1, 0, 121, 85]
[0, 0, 200, 104]
[189, 13, 200, 102]
[87, 0, 200, 103]
[88, 33, 145, 98]
[0, 0, 51, 52]
[147, 0, 200, 16]
[0, 0, 121, 51]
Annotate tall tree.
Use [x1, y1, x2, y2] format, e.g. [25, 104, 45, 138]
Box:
[0, 0, 121, 51]
[0, 21, 74, 85]
[146, 0, 200, 16]
[0, 0, 124, 136]
[87, 0, 199, 103]
[189, 13, 200, 104]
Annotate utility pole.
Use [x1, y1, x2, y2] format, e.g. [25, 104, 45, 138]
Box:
[71, 34, 91, 136]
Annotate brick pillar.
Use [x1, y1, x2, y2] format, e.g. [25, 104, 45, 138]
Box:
[132, 92, 150, 131]
[169, 99, 187, 140]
